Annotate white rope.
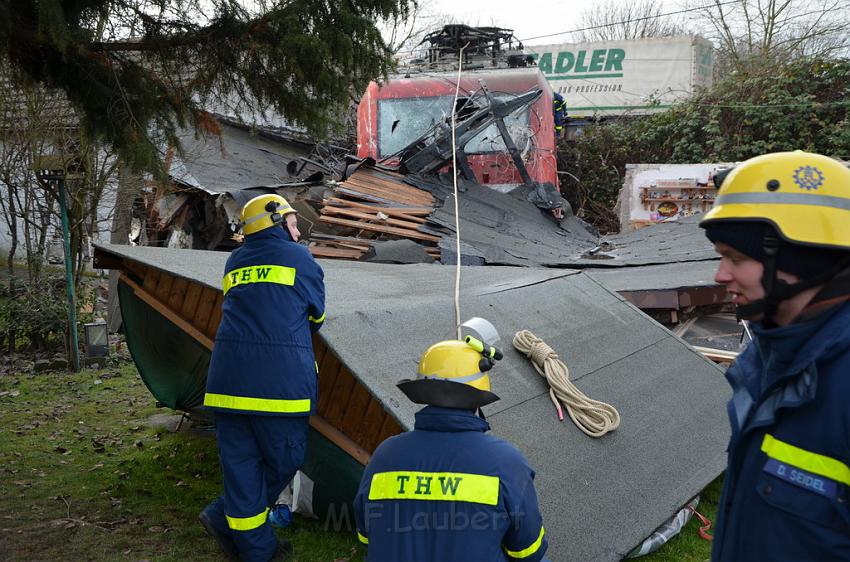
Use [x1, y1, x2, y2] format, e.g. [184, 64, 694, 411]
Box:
[512, 330, 620, 438]
[451, 43, 468, 340]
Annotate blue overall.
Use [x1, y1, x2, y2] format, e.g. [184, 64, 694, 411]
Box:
[354, 406, 549, 562]
[711, 301, 850, 561]
[202, 225, 325, 561]
[553, 92, 567, 138]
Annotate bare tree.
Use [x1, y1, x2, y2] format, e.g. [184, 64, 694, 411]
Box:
[0, 64, 119, 286]
[382, 0, 432, 54]
[576, 0, 687, 42]
[690, 0, 850, 72]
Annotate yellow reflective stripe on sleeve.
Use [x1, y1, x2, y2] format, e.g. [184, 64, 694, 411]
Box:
[504, 526, 546, 559]
[222, 265, 296, 295]
[368, 471, 499, 505]
[357, 531, 369, 544]
[204, 393, 311, 414]
[226, 508, 269, 531]
[761, 434, 850, 486]
[308, 311, 326, 323]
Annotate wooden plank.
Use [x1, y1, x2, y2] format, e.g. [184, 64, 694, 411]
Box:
[124, 260, 148, 280]
[322, 206, 428, 230]
[341, 180, 434, 207]
[194, 287, 218, 336]
[374, 413, 403, 449]
[317, 351, 343, 415]
[167, 277, 190, 311]
[323, 197, 432, 218]
[319, 216, 441, 242]
[154, 272, 174, 303]
[323, 368, 357, 427]
[361, 401, 391, 452]
[308, 246, 366, 260]
[324, 197, 433, 216]
[119, 274, 213, 351]
[142, 268, 161, 294]
[334, 187, 401, 206]
[309, 232, 379, 244]
[312, 335, 329, 373]
[326, 240, 372, 251]
[673, 316, 699, 338]
[92, 249, 124, 270]
[339, 382, 373, 440]
[323, 202, 429, 224]
[342, 175, 434, 202]
[309, 415, 370, 466]
[347, 168, 424, 190]
[181, 283, 203, 320]
[205, 292, 224, 337]
[692, 345, 739, 363]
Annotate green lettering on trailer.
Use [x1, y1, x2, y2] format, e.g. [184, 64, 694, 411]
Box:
[604, 49, 625, 71]
[537, 52, 552, 74]
[555, 51, 574, 73]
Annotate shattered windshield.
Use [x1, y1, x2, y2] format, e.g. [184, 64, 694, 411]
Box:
[378, 96, 454, 157]
[377, 94, 532, 158]
[465, 94, 532, 154]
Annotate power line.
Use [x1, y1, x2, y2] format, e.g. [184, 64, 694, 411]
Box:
[393, 1, 736, 58]
[519, 0, 740, 43]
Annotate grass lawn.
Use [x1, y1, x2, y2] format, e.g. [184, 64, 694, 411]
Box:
[0, 361, 364, 562]
[640, 476, 722, 562]
[0, 358, 722, 561]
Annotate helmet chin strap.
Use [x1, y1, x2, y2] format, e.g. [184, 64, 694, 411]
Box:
[736, 234, 850, 322]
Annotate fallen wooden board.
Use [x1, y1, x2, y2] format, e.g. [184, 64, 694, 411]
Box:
[324, 197, 433, 216]
[321, 206, 427, 230]
[692, 345, 739, 363]
[319, 215, 441, 242]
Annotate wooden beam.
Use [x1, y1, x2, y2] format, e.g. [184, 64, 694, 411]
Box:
[119, 273, 373, 466]
[319, 215, 441, 242]
[120, 273, 214, 350]
[309, 415, 371, 466]
[322, 206, 428, 229]
[324, 197, 433, 215]
[308, 246, 366, 260]
[692, 345, 739, 363]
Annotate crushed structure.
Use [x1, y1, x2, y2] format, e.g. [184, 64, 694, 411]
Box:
[95, 25, 741, 560]
[93, 242, 730, 561]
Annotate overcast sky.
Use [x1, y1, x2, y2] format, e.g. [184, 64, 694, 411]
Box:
[422, 0, 680, 46]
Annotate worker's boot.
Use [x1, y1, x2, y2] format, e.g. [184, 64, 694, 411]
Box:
[199, 506, 239, 560]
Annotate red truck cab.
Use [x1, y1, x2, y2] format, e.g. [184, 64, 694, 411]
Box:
[356, 67, 559, 194]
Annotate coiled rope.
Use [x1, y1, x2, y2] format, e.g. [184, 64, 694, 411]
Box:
[512, 330, 620, 437]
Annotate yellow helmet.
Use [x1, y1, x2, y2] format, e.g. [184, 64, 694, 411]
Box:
[396, 340, 501, 410]
[701, 151, 850, 250]
[240, 194, 296, 236]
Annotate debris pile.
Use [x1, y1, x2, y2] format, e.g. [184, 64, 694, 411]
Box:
[311, 166, 440, 260]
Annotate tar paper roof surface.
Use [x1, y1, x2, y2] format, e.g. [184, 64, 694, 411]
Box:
[95, 243, 730, 562]
[169, 122, 313, 194]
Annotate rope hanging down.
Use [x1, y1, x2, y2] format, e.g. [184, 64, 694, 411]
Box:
[513, 330, 620, 438]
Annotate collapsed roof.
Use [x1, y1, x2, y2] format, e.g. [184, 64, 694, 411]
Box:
[94, 242, 730, 562]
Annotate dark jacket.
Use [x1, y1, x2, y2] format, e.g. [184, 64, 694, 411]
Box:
[204, 226, 325, 416]
[712, 301, 850, 561]
[354, 406, 548, 562]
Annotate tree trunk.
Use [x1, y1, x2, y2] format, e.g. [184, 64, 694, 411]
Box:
[4, 181, 18, 275]
[107, 164, 142, 333]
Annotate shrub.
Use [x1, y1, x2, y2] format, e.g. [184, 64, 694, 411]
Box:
[559, 58, 850, 232]
[0, 274, 95, 352]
